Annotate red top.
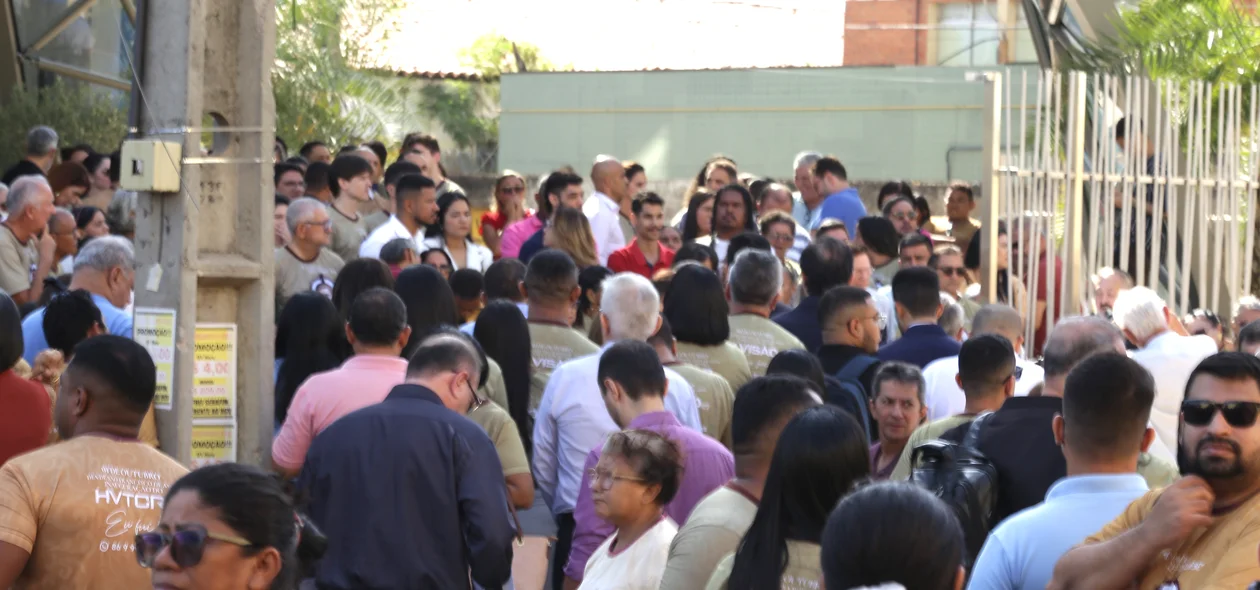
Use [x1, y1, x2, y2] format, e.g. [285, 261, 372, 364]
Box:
[607, 239, 675, 279]
[480, 209, 533, 232]
[0, 369, 51, 466]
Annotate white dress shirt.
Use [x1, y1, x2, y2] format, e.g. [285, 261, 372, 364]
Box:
[694, 235, 730, 263]
[583, 191, 625, 266]
[531, 343, 703, 515]
[421, 235, 493, 272]
[358, 215, 420, 260]
[872, 285, 899, 344]
[1131, 331, 1218, 455]
[921, 355, 1045, 421]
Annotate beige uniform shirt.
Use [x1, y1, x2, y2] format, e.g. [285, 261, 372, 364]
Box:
[707, 540, 823, 590]
[674, 341, 753, 394]
[528, 321, 599, 413]
[273, 246, 344, 312]
[467, 402, 529, 477]
[666, 362, 734, 447]
[0, 224, 34, 295]
[660, 485, 758, 590]
[727, 313, 805, 377]
[329, 204, 368, 262]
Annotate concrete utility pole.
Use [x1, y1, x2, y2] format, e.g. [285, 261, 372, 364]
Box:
[131, 0, 276, 466]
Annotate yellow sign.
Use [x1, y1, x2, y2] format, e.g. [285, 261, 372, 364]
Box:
[133, 307, 177, 410]
[191, 424, 235, 467]
[192, 324, 236, 420]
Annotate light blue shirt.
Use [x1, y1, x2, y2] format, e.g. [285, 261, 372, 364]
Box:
[531, 343, 703, 515]
[459, 302, 530, 335]
[816, 187, 867, 236]
[23, 293, 133, 364]
[792, 192, 823, 231]
[967, 474, 1149, 590]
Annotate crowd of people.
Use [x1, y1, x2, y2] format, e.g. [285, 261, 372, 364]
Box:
[0, 122, 1258, 589]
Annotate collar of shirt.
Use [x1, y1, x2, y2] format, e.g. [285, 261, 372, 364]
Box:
[627, 410, 680, 431]
[594, 191, 618, 213]
[384, 383, 444, 405]
[383, 215, 418, 238]
[1045, 473, 1148, 502]
[341, 354, 409, 373]
[623, 238, 669, 268]
[904, 321, 938, 330]
[89, 292, 123, 314]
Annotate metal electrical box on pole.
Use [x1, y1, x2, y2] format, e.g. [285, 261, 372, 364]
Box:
[129, 0, 277, 467]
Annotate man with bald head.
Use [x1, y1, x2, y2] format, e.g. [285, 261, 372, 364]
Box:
[0, 176, 57, 304]
[921, 304, 1045, 420]
[932, 316, 1178, 523]
[583, 156, 630, 265]
[47, 209, 78, 275]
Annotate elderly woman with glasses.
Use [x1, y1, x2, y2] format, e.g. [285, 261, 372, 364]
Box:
[578, 429, 684, 589]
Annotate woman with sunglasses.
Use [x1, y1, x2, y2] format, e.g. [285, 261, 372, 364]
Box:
[139, 462, 326, 590]
[481, 171, 531, 260]
[579, 430, 684, 590]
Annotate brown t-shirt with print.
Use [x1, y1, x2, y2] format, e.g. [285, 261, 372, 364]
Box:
[0, 435, 189, 590]
[528, 321, 599, 413]
[1083, 486, 1260, 589]
[0, 224, 34, 295]
[727, 314, 805, 377]
[674, 341, 753, 394]
[665, 362, 734, 448]
[329, 204, 368, 262]
[274, 246, 344, 312]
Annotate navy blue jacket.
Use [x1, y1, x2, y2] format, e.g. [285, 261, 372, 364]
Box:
[772, 295, 823, 352]
[298, 384, 515, 590]
[876, 324, 961, 368]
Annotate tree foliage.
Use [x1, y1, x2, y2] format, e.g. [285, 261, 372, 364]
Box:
[0, 82, 127, 170]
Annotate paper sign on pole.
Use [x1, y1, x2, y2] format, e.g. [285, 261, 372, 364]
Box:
[133, 307, 177, 410]
[192, 324, 236, 420]
[191, 423, 236, 467]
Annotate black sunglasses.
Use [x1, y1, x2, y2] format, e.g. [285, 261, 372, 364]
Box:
[1181, 400, 1260, 428]
[136, 524, 253, 568]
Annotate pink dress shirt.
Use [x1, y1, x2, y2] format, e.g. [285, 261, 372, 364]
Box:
[500, 216, 544, 260]
[272, 355, 408, 470]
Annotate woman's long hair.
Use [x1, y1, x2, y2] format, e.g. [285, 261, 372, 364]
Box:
[275, 293, 349, 424]
[393, 265, 461, 358]
[331, 258, 394, 320]
[727, 405, 871, 590]
[425, 192, 475, 243]
[662, 264, 730, 347]
[575, 266, 613, 329]
[548, 207, 599, 268]
[681, 190, 715, 243]
[474, 301, 533, 457]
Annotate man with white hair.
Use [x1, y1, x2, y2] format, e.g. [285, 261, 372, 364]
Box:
[1112, 286, 1217, 453]
[0, 176, 57, 304]
[1, 126, 58, 185]
[532, 272, 701, 588]
[275, 197, 343, 312]
[790, 151, 825, 231]
[20, 235, 136, 364]
[1233, 295, 1260, 337]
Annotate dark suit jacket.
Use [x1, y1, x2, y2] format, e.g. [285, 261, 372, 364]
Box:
[772, 295, 822, 352]
[876, 324, 961, 368]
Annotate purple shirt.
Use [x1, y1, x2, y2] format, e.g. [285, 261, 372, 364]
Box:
[870, 442, 897, 481]
[564, 411, 734, 581]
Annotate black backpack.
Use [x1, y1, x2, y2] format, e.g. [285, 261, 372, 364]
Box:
[909, 413, 999, 565]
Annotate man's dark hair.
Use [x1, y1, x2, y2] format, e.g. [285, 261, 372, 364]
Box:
[449, 268, 483, 300]
[856, 216, 900, 258]
[327, 154, 372, 197]
[274, 194, 290, 207]
[525, 249, 578, 305]
[725, 231, 772, 267]
[60, 144, 93, 162]
[273, 163, 303, 187]
[303, 161, 330, 194]
[674, 243, 718, 270]
[1185, 352, 1260, 402]
[1041, 316, 1125, 378]
[631, 192, 665, 216]
[812, 157, 848, 181]
[384, 161, 423, 189]
[379, 238, 416, 265]
[405, 333, 483, 381]
[364, 140, 388, 167]
[800, 237, 854, 297]
[395, 173, 437, 206]
[647, 315, 675, 349]
[819, 286, 873, 328]
[730, 375, 820, 457]
[598, 340, 667, 401]
[1063, 353, 1155, 460]
[891, 267, 940, 317]
[348, 287, 408, 347]
[483, 258, 527, 302]
[402, 132, 442, 155]
[899, 233, 932, 255]
[957, 334, 1015, 398]
[298, 141, 326, 159]
[758, 210, 796, 236]
[1238, 319, 1260, 350]
[948, 181, 975, 201]
[729, 249, 782, 306]
[872, 361, 925, 402]
[43, 289, 103, 357]
[711, 184, 758, 234]
[67, 335, 156, 414]
[541, 171, 583, 215]
[284, 156, 308, 169]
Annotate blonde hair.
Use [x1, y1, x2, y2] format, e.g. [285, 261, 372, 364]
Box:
[547, 207, 599, 268]
[492, 169, 526, 211]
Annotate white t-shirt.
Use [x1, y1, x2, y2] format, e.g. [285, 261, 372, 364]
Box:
[580, 517, 678, 590]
